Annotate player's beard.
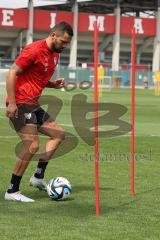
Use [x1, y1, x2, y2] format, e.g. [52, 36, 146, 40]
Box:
[51, 44, 64, 53]
[55, 47, 64, 53]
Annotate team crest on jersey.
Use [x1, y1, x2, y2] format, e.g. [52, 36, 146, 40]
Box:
[24, 113, 32, 120]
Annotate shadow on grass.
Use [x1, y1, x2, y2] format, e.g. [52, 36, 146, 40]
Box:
[0, 198, 140, 219]
[0, 187, 141, 218]
[73, 185, 114, 193]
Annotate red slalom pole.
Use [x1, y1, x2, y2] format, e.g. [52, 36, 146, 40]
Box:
[131, 26, 136, 196]
[94, 21, 100, 215]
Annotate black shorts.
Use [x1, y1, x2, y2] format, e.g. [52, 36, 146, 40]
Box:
[8, 104, 51, 132]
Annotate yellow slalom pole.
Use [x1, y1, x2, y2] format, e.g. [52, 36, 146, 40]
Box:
[98, 65, 104, 97]
[154, 71, 160, 96]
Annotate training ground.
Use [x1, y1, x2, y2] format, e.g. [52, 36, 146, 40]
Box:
[0, 88, 160, 240]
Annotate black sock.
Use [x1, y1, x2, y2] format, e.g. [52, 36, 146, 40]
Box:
[7, 174, 22, 193]
[34, 160, 48, 179]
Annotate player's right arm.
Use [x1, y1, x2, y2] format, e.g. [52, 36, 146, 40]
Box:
[6, 63, 22, 118]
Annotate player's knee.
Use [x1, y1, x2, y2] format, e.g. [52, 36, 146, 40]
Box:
[29, 140, 39, 154]
[51, 128, 65, 141]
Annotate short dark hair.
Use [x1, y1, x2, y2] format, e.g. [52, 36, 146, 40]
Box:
[50, 21, 73, 37]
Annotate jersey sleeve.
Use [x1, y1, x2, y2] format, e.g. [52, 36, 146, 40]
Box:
[15, 45, 37, 71]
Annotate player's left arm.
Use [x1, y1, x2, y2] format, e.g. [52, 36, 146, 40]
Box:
[46, 78, 65, 88]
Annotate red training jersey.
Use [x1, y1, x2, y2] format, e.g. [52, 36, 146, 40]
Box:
[6, 39, 59, 105]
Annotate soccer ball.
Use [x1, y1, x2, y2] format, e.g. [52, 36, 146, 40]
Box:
[46, 177, 71, 201]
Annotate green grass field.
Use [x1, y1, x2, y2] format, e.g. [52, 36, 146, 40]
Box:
[0, 88, 160, 240]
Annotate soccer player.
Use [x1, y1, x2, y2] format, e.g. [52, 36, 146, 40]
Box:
[5, 21, 73, 202]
